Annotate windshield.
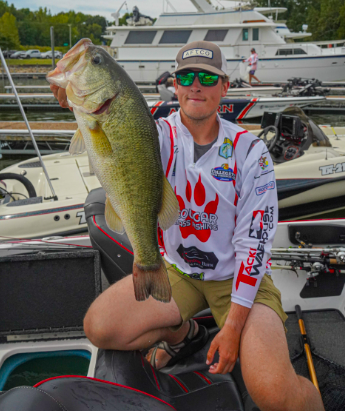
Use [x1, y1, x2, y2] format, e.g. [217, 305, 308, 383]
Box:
[282, 106, 331, 147]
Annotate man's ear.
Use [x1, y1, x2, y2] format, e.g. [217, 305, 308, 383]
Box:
[221, 81, 230, 98]
[173, 77, 178, 95]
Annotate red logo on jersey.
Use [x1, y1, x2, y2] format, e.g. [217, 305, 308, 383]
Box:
[235, 248, 258, 290]
[175, 174, 219, 242]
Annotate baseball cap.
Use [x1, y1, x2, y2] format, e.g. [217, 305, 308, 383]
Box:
[251, 47, 256, 52]
[172, 41, 227, 77]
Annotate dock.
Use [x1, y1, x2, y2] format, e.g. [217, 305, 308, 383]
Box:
[1, 121, 344, 156]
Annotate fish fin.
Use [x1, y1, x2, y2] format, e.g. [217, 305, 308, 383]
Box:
[133, 259, 172, 303]
[105, 196, 125, 234]
[69, 128, 86, 155]
[158, 175, 180, 231]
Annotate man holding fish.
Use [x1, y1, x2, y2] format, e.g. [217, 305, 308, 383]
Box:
[49, 40, 324, 411]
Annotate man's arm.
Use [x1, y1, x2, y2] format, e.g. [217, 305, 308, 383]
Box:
[206, 139, 278, 374]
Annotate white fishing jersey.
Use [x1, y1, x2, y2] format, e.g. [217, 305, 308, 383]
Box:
[156, 111, 278, 308]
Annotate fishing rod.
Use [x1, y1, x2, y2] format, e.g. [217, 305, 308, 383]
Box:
[0, 48, 58, 201]
[270, 246, 345, 280]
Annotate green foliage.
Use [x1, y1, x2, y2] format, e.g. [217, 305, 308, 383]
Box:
[0, 11, 20, 49]
[252, 0, 345, 40]
[0, 1, 107, 47]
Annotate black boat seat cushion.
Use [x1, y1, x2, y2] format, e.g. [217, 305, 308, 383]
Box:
[94, 348, 244, 411]
[0, 377, 174, 411]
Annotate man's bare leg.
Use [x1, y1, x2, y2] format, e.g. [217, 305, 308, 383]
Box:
[84, 274, 193, 352]
[249, 74, 253, 85]
[240, 303, 324, 411]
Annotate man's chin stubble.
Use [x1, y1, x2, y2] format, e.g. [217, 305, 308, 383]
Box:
[181, 106, 217, 122]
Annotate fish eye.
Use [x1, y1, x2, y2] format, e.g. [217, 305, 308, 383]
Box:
[92, 54, 102, 65]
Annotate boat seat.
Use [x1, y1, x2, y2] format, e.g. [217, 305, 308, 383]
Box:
[84, 187, 133, 284]
[0, 377, 174, 411]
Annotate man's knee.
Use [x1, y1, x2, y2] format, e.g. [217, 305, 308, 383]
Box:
[244, 370, 297, 411]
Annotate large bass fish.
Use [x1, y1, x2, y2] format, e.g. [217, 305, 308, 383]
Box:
[47, 39, 179, 302]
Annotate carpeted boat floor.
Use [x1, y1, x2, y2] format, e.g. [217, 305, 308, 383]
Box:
[286, 310, 345, 411]
[286, 310, 345, 367]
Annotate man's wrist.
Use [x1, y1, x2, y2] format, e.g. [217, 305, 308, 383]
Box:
[224, 302, 251, 333]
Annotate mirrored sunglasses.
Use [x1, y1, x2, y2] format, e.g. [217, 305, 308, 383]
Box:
[176, 71, 220, 87]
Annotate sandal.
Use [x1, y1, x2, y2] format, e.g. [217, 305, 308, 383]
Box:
[149, 319, 209, 369]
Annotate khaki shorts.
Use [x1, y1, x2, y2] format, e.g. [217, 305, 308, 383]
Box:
[165, 259, 288, 330]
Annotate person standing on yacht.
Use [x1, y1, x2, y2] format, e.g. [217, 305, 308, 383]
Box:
[50, 40, 324, 411]
[243, 48, 260, 85]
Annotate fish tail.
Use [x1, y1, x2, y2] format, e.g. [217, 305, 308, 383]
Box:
[133, 260, 172, 303]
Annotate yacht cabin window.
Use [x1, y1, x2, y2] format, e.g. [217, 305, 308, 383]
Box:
[253, 28, 259, 41]
[276, 48, 307, 56]
[125, 31, 157, 44]
[159, 30, 192, 44]
[242, 28, 249, 41]
[204, 30, 228, 42]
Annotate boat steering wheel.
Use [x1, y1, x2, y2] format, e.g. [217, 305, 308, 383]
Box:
[258, 125, 279, 152]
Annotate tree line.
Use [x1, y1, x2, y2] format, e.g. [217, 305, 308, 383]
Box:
[253, 0, 345, 41]
[0, 1, 108, 51]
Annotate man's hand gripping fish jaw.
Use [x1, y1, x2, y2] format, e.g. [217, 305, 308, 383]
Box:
[47, 38, 119, 116]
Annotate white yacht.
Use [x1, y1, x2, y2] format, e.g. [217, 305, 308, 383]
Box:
[105, 0, 345, 83]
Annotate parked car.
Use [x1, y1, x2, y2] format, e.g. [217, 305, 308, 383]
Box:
[41, 50, 63, 59]
[9, 51, 26, 59]
[2, 50, 17, 58]
[23, 49, 41, 59]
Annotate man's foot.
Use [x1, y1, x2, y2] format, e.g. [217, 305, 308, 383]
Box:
[146, 320, 199, 370]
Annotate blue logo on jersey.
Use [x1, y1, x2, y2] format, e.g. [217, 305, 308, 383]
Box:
[256, 181, 275, 196]
[219, 138, 233, 159]
[211, 164, 236, 182]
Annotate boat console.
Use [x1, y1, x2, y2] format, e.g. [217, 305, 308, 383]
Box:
[259, 107, 331, 164]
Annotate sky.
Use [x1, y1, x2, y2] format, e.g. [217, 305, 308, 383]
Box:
[9, 0, 234, 22]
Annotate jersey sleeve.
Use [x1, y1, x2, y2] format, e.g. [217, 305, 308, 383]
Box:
[231, 140, 278, 308]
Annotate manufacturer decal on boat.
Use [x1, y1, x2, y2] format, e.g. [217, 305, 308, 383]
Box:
[319, 162, 345, 175]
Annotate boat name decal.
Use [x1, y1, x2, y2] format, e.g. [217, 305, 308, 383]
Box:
[77, 210, 87, 225]
[255, 181, 275, 196]
[217, 104, 234, 114]
[182, 48, 213, 59]
[319, 162, 345, 176]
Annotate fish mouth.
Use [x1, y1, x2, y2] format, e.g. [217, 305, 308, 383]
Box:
[92, 94, 118, 115]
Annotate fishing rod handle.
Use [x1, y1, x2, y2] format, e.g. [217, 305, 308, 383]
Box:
[295, 304, 303, 322]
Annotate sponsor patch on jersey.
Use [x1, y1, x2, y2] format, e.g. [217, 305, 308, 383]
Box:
[211, 163, 236, 182]
[219, 138, 233, 159]
[249, 210, 264, 239]
[182, 48, 213, 59]
[177, 244, 219, 270]
[255, 181, 275, 196]
[259, 155, 269, 170]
